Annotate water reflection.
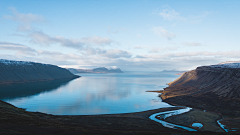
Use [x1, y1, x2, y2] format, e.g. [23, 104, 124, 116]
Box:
[2, 71, 179, 115]
[0, 78, 75, 100]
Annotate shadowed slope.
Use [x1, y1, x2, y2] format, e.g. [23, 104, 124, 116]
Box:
[0, 59, 79, 84]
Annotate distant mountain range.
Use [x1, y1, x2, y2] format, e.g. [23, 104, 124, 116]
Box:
[0, 59, 79, 84]
[68, 66, 123, 74]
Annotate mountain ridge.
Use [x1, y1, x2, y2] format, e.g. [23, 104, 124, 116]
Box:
[0, 59, 79, 84]
[68, 66, 123, 74]
[160, 62, 240, 116]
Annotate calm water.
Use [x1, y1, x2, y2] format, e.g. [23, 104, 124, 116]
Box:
[0, 71, 179, 115]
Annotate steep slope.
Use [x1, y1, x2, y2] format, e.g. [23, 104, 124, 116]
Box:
[161, 62, 240, 116]
[0, 59, 79, 84]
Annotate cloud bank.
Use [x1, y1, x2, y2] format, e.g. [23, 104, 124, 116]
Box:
[29, 31, 113, 48]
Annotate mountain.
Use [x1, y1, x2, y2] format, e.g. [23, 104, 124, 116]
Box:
[161, 62, 240, 116]
[68, 66, 123, 74]
[0, 59, 79, 84]
[93, 66, 123, 73]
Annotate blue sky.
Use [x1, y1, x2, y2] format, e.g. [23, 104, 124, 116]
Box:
[1, 0, 240, 71]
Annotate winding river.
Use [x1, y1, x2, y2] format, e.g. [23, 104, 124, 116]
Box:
[149, 107, 230, 132]
[149, 107, 197, 131]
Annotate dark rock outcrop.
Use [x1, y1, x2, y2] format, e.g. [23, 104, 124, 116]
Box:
[0, 59, 79, 84]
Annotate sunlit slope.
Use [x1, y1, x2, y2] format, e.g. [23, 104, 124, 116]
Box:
[162, 64, 240, 100]
[161, 62, 240, 116]
[0, 59, 79, 84]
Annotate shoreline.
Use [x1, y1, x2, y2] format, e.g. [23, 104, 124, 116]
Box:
[161, 96, 240, 133]
[146, 90, 240, 133]
[0, 100, 227, 135]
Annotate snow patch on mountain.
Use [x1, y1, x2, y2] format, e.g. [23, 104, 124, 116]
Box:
[68, 66, 123, 74]
[105, 66, 119, 70]
[210, 62, 240, 68]
[0, 59, 33, 65]
[0, 59, 79, 84]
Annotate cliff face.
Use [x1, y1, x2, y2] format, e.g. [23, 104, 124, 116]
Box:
[162, 66, 240, 100]
[161, 63, 240, 116]
[0, 59, 79, 84]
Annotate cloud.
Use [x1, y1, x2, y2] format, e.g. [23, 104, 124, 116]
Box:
[122, 50, 240, 71]
[183, 42, 203, 46]
[99, 49, 132, 59]
[156, 5, 185, 21]
[157, 50, 240, 60]
[2, 44, 240, 71]
[80, 36, 112, 45]
[152, 27, 176, 40]
[134, 45, 149, 49]
[4, 7, 45, 31]
[135, 55, 146, 58]
[0, 42, 36, 56]
[29, 31, 84, 48]
[81, 47, 107, 55]
[81, 47, 132, 58]
[29, 31, 113, 48]
[134, 46, 178, 53]
[149, 48, 161, 53]
[38, 50, 82, 60]
[155, 5, 210, 23]
[29, 31, 58, 45]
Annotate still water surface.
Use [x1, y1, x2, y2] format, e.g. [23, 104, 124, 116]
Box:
[1, 71, 179, 115]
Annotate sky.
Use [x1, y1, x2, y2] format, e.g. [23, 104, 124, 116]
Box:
[1, 0, 240, 71]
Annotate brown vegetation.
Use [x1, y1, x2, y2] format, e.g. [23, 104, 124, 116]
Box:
[160, 66, 240, 133]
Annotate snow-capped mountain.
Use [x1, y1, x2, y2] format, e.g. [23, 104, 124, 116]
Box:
[210, 61, 240, 68]
[93, 66, 123, 73]
[67, 66, 123, 74]
[105, 66, 119, 70]
[0, 59, 79, 84]
[0, 59, 33, 65]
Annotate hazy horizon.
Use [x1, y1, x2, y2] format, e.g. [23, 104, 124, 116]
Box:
[1, 0, 240, 71]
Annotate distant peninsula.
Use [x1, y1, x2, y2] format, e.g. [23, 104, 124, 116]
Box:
[0, 59, 79, 84]
[68, 66, 123, 74]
